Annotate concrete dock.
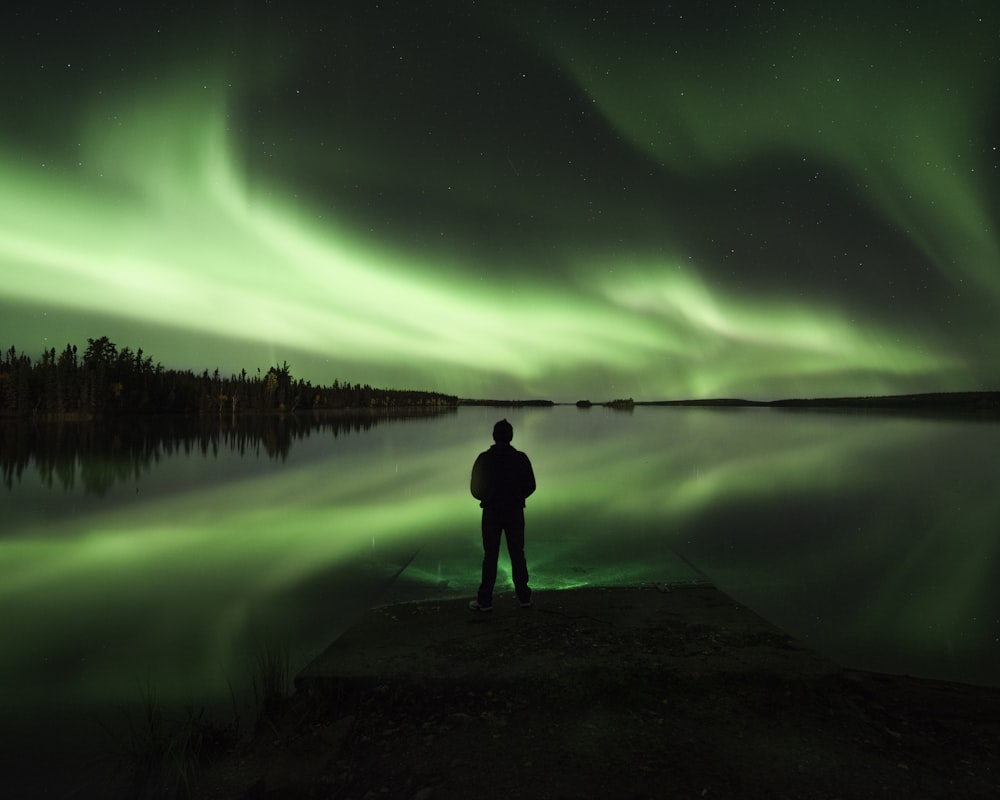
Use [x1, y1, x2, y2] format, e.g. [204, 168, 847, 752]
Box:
[195, 584, 1000, 799]
[296, 583, 840, 692]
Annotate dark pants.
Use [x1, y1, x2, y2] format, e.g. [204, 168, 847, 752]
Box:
[477, 506, 531, 606]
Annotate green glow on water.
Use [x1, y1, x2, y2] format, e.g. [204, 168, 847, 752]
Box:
[1, 408, 999, 713]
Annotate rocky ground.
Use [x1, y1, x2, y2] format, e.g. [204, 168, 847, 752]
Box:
[188, 586, 999, 799]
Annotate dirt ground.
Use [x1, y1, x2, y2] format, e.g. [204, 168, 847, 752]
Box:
[193, 586, 1000, 800]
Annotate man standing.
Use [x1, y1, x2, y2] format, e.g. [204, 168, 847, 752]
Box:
[469, 419, 536, 612]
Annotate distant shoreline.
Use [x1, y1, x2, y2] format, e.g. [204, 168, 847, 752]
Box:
[461, 391, 1000, 411]
[5, 339, 997, 418]
[4, 391, 1000, 421]
[638, 390, 1000, 410]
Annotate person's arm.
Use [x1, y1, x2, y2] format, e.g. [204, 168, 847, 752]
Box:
[470, 453, 487, 501]
[520, 453, 536, 500]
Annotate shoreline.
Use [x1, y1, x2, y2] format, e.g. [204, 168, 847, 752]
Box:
[5, 390, 999, 421]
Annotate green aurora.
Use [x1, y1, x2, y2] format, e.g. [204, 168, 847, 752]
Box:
[2, 2, 998, 399]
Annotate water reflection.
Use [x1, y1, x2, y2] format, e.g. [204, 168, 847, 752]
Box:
[1, 408, 455, 496]
[1, 406, 998, 792]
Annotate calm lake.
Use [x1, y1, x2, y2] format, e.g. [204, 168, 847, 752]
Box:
[2, 405, 999, 793]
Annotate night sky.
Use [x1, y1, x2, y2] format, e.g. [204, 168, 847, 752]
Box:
[3, 1, 998, 400]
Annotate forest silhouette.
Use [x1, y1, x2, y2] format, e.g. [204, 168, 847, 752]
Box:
[1, 336, 460, 494]
[0, 336, 457, 418]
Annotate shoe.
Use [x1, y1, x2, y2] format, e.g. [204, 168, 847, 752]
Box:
[468, 599, 493, 612]
[519, 598, 532, 608]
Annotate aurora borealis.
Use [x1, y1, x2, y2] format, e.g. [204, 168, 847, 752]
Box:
[3, 2, 998, 399]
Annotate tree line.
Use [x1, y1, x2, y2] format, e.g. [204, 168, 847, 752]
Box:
[0, 336, 458, 417]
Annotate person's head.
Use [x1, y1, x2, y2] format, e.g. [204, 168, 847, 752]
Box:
[492, 418, 513, 444]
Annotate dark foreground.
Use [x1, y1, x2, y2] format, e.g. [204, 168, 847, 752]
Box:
[194, 585, 999, 799]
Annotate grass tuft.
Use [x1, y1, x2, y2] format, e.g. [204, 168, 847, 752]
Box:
[105, 682, 239, 799]
[251, 640, 291, 731]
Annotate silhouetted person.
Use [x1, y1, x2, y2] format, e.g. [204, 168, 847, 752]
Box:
[469, 419, 536, 611]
